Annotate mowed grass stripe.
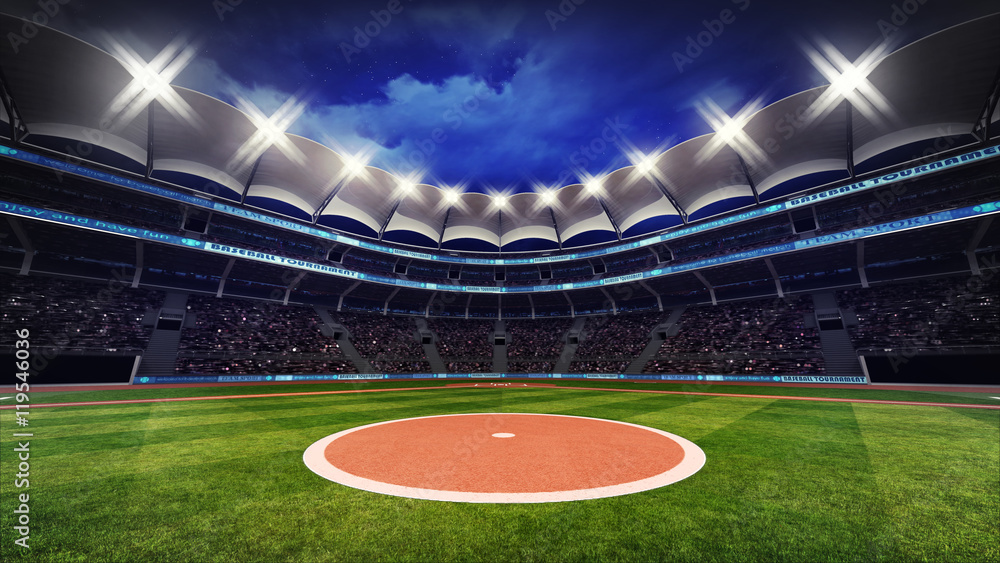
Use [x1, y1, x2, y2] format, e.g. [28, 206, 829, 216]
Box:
[16, 386, 484, 418]
[20, 390, 502, 439]
[4, 392, 507, 458]
[944, 404, 1000, 427]
[622, 394, 778, 441]
[21, 386, 504, 426]
[852, 403, 1000, 562]
[524, 388, 695, 416]
[9, 418, 356, 487]
[686, 400, 888, 562]
[506, 392, 716, 420]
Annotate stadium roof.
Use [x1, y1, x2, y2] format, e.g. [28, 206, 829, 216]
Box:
[0, 11, 998, 253]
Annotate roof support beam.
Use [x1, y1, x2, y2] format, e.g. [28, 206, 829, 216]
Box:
[384, 287, 400, 315]
[593, 196, 622, 240]
[638, 280, 663, 312]
[337, 280, 362, 312]
[311, 177, 350, 224]
[763, 257, 783, 298]
[692, 271, 716, 305]
[283, 270, 307, 305]
[648, 177, 688, 223]
[496, 209, 503, 252]
[0, 65, 28, 144]
[598, 286, 617, 314]
[856, 240, 869, 289]
[145, 102, 155, 178]
[966, 217, 992, 275]
[845, 101, 855, 179]
[972, 64, 1000, 144]
[549, 207, 563, 250]
[6, 217, 33, 275]
[239, 154, 264, 205]
[217, 257, 237, 297]
[734, 153, 759, 204]
[437, 207, 452, 250]
[378, 199, 403, 239]
[132, 240, 144, 288]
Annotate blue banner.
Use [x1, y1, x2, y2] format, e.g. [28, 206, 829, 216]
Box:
[2, 142, 996, 266]
[2, 198, 998, 295]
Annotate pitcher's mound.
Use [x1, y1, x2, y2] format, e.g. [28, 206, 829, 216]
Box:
[304, 413, 705, 503]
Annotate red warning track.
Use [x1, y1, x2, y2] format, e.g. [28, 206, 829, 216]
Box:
[303, 413, 706, 503]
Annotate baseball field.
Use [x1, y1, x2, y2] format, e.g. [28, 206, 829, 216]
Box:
[1, 380, 997, 562]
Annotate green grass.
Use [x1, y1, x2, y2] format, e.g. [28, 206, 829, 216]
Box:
[1, 383, 997, 562]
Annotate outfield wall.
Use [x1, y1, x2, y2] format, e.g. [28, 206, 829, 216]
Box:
[861, 353, 998, 385]
[132, 373, 869, 385]
[1, 353, 139, 385]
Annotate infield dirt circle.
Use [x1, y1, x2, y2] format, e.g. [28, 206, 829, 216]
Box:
[303, 413, 706, 503]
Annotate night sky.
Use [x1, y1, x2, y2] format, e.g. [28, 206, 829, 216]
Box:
[4, 0, 997, 193]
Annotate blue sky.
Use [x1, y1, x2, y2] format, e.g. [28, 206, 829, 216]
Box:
[7, 0, 998, 192]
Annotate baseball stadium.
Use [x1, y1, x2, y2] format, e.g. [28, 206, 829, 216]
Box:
[0, 1, 998, 561]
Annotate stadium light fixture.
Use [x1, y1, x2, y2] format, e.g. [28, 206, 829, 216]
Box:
[628, 151, 657, 175]
[398, 179, 416, 195]
[443, 188, 462, 204]
[493, 195, 509, 209]
[585, 178, 603, 195]
[100, 34, 202, 133]
[342, 153, 369, 177]
[539, 189, 557, 205]
[800, 37, 898, 130]
[229, 94, 308, 171]
[694, 96, 768, 167]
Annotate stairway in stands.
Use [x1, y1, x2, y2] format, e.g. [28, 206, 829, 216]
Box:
[415, 318, 447, 373]
[135, 292, 188, 379]
[818, 330, 865, 376]
[813, 291, 865, 377]
[553, 317, 587, 373]
[625, 306, 687, 375]
[314, 307, 374, 373]
[492, 320, 507, 372]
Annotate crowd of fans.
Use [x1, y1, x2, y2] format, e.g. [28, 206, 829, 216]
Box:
[639, 296, 824, 375]
[507, 361, 555, 373]
[180, 296, 342, 355]
[335, 312, 427, 360]
[657, 296, 820, 355]
[0, 273, 163, 351]
[568, 360, 630, 373]
[446, 361, 492, 372]
[575, 312, 665, 359]
[428, 319, 494, 360]
[838, 277, 1000, 350]
[506, 318, 573, 359]
[644, 354, 825, 375]
[178, 357, 355, 375]
[372, 360, 433, 373]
